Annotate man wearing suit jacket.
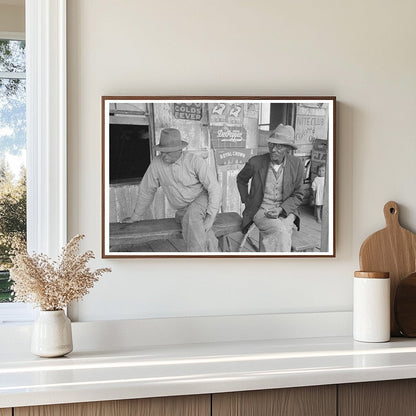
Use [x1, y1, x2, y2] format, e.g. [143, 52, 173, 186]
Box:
[237, 124, 304, 252]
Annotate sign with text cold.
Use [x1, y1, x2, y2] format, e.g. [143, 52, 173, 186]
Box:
[173, 103, 203, 121]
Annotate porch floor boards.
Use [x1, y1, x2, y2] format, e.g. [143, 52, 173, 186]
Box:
[115, 205, 321, 253]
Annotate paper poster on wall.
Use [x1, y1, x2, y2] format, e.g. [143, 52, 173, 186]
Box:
[294, 104, 328, 154]
[208, 103, 244, 124]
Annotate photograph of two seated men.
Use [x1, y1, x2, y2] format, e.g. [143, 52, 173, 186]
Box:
[106, 99, 333, 257]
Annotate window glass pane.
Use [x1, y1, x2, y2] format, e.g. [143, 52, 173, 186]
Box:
[0, 44, 27, 303]
[0, 78, 26, 155]
[0, 40, 26, 73]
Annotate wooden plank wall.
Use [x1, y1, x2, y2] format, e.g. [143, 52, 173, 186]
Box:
[151, 103, 261, 217]
[109, 102, 330, 223]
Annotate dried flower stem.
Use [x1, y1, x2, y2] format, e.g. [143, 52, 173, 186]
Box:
[10, 234, 111, 310]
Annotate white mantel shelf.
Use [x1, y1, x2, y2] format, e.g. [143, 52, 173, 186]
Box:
[2, 335, 416, 409]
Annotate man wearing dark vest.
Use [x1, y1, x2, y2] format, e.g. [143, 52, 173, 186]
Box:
[237, 124, 304, 252]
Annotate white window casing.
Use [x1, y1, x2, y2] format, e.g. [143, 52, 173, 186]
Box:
[0, 0, 67, 323]
[26, 0, 67, 257]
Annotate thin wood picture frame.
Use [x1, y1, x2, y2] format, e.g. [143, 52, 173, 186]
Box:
[102, 96, 336, 258]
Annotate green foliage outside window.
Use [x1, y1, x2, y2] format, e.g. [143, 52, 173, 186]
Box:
[0, 38, 26, 303]
[0, 162, 26, 302]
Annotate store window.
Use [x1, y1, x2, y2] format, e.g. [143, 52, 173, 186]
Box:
[109, 103, 153, 185]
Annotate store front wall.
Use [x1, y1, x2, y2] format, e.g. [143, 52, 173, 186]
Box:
[109, 102, 328, 223]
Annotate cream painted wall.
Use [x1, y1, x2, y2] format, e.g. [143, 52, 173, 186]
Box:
[0, 4, 24, 33]
[67, 0, 416, 322]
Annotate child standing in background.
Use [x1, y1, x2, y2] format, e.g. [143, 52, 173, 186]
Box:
[312, 165, 325, 223]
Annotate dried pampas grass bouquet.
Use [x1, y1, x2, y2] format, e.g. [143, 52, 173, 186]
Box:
[10, 234, 111, 311]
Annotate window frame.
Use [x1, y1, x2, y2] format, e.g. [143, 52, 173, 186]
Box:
[0, 0, 67, 323]
[26, 0, 67, 257]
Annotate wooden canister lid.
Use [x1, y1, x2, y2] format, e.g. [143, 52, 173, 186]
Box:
[354, 271, 389, 279]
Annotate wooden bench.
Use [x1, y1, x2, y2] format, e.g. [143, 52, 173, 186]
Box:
[238, 223, 316, 253]
[290, 233, 316, 252]
[110, 212, 242, 252]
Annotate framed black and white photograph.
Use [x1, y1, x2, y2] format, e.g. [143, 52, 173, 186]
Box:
[102, 96, 336, 258]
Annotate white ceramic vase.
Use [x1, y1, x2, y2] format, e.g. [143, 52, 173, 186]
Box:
[31, 310, 73, 357]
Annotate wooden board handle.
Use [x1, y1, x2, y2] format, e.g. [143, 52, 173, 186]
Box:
[384, 201, 400, 228]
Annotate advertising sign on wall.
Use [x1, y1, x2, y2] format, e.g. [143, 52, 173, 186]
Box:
[294, 104, 328, 147]
[208, 103, 244, 124]
[210, 125, 247, 148]
[173, 103, 203, 121]
[295, 114, 327, 143]
[214, 148, 256, 165]
[311, 138, 327, 176]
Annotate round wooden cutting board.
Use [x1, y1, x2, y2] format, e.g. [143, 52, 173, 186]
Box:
[359, 201, 416, 336]
[395, 272, 416, 337]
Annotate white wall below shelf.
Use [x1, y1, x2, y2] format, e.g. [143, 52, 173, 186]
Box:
[0, 311, 352, 353]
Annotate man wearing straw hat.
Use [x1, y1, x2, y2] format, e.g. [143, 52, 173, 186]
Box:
[124, 128, 222, 252]
[237, 124, 304, 252]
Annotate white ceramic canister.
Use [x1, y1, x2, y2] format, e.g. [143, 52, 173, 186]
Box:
[353, 271, 390, 343]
